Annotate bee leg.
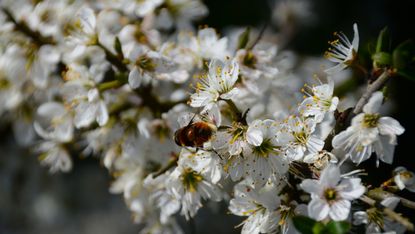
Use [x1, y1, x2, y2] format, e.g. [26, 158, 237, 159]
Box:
[211, 148, 223, 160]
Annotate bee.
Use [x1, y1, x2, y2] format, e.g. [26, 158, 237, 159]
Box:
[174, 112, 218, 148]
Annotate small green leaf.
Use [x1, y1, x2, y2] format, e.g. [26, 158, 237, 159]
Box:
[322, 221, 351, 234]
[293, 216, 317, 234]
[312, 222, 325, 234]
[237, 27, 251, 50]
[114, 36, 124, 59]
[393, 40, 415, 69]
[372, 52, 392, 66]
[376, 27, 390, 53]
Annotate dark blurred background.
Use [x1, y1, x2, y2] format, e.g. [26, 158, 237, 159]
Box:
[1, 0, 415, 233]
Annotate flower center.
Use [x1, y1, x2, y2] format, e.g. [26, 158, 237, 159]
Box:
[323, 188, 338, 202]
[293, 130, 308, 144]
[363, 114, 380, 128]
[0, 77, 10, 90]
[180, 168, 203, 193]
[228, 123, 246, 144]
[243, 51, 257, 69]
[252, 139, 277, 158]
[136, 55, 156, 72]
[134, 27, 149, 44]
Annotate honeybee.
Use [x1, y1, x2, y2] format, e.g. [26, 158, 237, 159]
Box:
[174, 110, 219, 148]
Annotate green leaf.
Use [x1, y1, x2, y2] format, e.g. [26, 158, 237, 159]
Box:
[393, 40, 415, 69]
[312, 222, 325, 234]
[322, 221, 351, 234]
[114, 36, 124, 59]
[293, 216, 317, 234]
[237, 27, 251, 50]
[397, 68, 415, 81]
[372, 52, 392, 66]
[376, 27, 390, 53]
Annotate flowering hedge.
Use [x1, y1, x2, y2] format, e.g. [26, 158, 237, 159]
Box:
[1, 0, 414, 233]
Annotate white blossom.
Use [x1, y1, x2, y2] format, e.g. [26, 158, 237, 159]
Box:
[324, 23, 359, 74]
[332, 91, 404, 165]
[300, 164, 365, 221]
[393, 167, 415, 192]
[190, 58, 239, 111]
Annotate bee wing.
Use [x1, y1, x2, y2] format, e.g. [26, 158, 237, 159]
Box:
[201, 104, 221, 127]
[177, 112, 201, 127]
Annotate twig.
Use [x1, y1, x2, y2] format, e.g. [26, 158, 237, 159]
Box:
[2, 8, 56, 45]
[247, 22, 268, 50]
[221, 99, 247, 125]
[368, 188, 415, 210]
[360, 195, 414, 231]
[353, 70, 390, 114]
[153, 153, 178, 177]
[96, 41, 129, 73]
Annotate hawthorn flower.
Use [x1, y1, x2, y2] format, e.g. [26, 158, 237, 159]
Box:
[281, 116, 325, 161]
[300, 164, 365, 221]
[65, 7, 98, 55]
[393, 167, 415, 192]
[166, 149, 222, 219]
[36, 141, 72, 173]
[229, 182, 281, 234]
[190, 59, 239, 111]
[34, 102, 73, 143]
[153, 0, 208, 30]
[324, 23, 359, 74]
[61, 67, 109, 128]
[245, 119, 289, 185]
[119, 0, 163, 17]
[303, 150, 338, 171]
[332, 91, 405, 165]
[236, 42, 279, 80]
[0, 45, 26, 114]
[179, 28, 229, 63]
[353, 197, 406, 234]
[299, 80, 339, 122]
[127, 47, 188, 89]
[27, 44, 61, 89]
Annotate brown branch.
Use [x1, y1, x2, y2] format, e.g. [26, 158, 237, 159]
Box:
[2, 8, 56, 45]
[360, 195, 414, 231]
[368, 188, 415, 210]
[353, 70, 390, 114]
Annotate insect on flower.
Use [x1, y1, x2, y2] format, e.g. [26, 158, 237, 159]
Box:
[174, 115, 217, 148]
[174, 108, 221, 148]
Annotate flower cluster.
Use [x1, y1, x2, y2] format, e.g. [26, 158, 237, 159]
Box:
[0, 0, 413, 233]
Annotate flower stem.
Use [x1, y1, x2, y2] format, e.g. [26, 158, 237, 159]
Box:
[353, 70, 390, 114]
[222, 99, 247, 125]
[96, 41, 128, 73]
[153, 153, 178, 177]
[98, 80, 122, 92]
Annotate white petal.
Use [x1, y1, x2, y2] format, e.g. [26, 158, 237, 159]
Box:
[128, 67, 142, 89]
[329, 200, 351, 221]
[363, 91, 383, 114]
[378, 117, 405, 140]
[300, 179, 320, 194]
[220, 87, 239, 99]
[381, 197, 400, 210]
[352, 23, 359, 51]
[320, 164, 341, 187]
[247, 128, 263, 146]
[338, 178, 365, 200]
[308, 198, 330, 221]
[96, 101, 109, 126]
